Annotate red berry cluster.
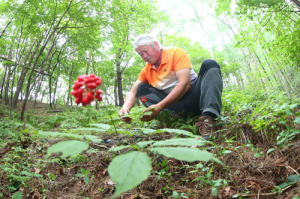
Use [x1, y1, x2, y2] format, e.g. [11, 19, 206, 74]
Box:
[71, 74, 103, 106]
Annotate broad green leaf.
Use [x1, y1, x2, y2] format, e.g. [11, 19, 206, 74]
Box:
[46, 141, 89, 158]
[108, 145, 132, 152]
[267, 148, 275, 154]
[108, 151, 152, 198]
[21, 171, 31, 176]
[89, 123, 111, 131]
[12, 192, 23, 199]
[120, 114, 130, 118]
[294, 118, 300, 125]
[38, 131, 102, 143]
[221, 150, 232, 154]
[289, 104, 298, 109]
[155, 128, 201, 138]
[116, 129, 134, 136]
[75, 173, 85, 177]
[150, 147, 222, 164]
[153, 138, 206, 147]
[254, 153, 262, 157]
[139, 128, 157, 134]
[84, 176, 90, 184]
[276, 174, 300, 189]
[137, 141, 154, 148]
[71, 128, 102, 131]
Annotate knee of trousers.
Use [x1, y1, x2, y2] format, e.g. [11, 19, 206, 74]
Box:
[199, 59, 220, 76]
[137, 83, 151, 98]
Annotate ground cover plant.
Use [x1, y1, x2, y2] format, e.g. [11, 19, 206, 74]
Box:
[1, 88, 300, 199]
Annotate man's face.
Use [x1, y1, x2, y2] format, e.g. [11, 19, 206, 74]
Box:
[136, 43, 161, 65]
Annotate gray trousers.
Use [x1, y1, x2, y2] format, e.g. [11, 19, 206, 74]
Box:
[137, 59, 223, 117]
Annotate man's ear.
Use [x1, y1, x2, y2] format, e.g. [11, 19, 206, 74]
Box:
[153, 42, 160, 50]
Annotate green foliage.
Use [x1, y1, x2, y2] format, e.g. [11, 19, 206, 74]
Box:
[12, 191, 23, 199]
[108, 151, 152, 198]
[272, 175, 300, 193]
[75, 168, 94, 185]
[237, 0, 282, 8]
[107, 136, 221, 198]
[38, 131, 103, 143]
[46, 140, 89, 158]
[151, 147, 221, 163]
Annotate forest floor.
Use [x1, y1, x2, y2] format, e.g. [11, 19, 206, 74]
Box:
[1, 100, 300, 199]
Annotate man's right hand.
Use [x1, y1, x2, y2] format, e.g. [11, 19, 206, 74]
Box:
[119, 107, 132, 123]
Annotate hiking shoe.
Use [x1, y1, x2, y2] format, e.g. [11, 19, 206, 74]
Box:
[196, 116, 216, 140]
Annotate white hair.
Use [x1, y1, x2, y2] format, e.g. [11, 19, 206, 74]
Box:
[133, 34, 161, 50]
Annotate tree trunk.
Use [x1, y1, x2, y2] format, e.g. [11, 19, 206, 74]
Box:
[0, 66, 8, 99]
[52, 77, 59, 108]
[0, 21, 11, 39]
[4, 47, 14, 105]
[12, 41, 36, 109]
[68, 62, 74, 107]
[114, 76, 118, 106]
[4, 67, 12, 105]
[40, 88, 45, 103]
[34, 75, 44, 107]
[49, 75, 52, 109]
[117, 65, 124, 106]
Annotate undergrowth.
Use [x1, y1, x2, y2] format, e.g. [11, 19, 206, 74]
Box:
[0, 89, 300, 198]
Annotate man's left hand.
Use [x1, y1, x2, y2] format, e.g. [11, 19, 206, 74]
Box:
[140, 104, 163, 121]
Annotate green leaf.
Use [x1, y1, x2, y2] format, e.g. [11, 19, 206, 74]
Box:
[84, 176, 90, 184]
[89, 123, 111, 131]
[153, 138, 206, 147]
[294, 118, 300, 125]
[267, 148, 275, 154]
[12, 191, 23, 199]
[116, 129, 134, 136]
[276, 174, 300, 189]
[155, 128, 201, 138]
[120, 114, 130, 118]
[71, 128, 102, 131]
[139, 128, 157, 134]
[75, 173, 85, 177]
[254, 153, 262, 157]
[221, 150, 232, 154]
[46, 141, 89, 158]
[108, 151, 152, 198]
[136, 141, 154, 148]
[150, 147, 222, 164]
[108, 145, 131, 152]
[38, 131, 102, 143]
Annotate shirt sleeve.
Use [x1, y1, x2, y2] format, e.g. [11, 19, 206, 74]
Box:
[173, 48, 192, 72]
[138, 69, 149, 84]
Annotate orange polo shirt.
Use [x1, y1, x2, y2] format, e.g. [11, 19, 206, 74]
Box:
[138, 47, 196, 93]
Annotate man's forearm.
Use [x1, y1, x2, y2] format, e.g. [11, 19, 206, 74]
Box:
[158, 83, 190, 110]
[122, 92, 137, 110]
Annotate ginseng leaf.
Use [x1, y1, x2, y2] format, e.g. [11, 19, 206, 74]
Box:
[150, 147, 222, 164]
[46, 140, 89, 158]
[108, 151, 152, 198]
[153, 138, 206, 147]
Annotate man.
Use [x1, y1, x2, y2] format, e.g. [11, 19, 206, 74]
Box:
[118, 34, 223, 140]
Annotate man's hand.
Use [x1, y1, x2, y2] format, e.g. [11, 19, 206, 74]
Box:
[118, 80, 143, 123]
[140, 104, 163, 121]
[119, 107, 132, 123]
